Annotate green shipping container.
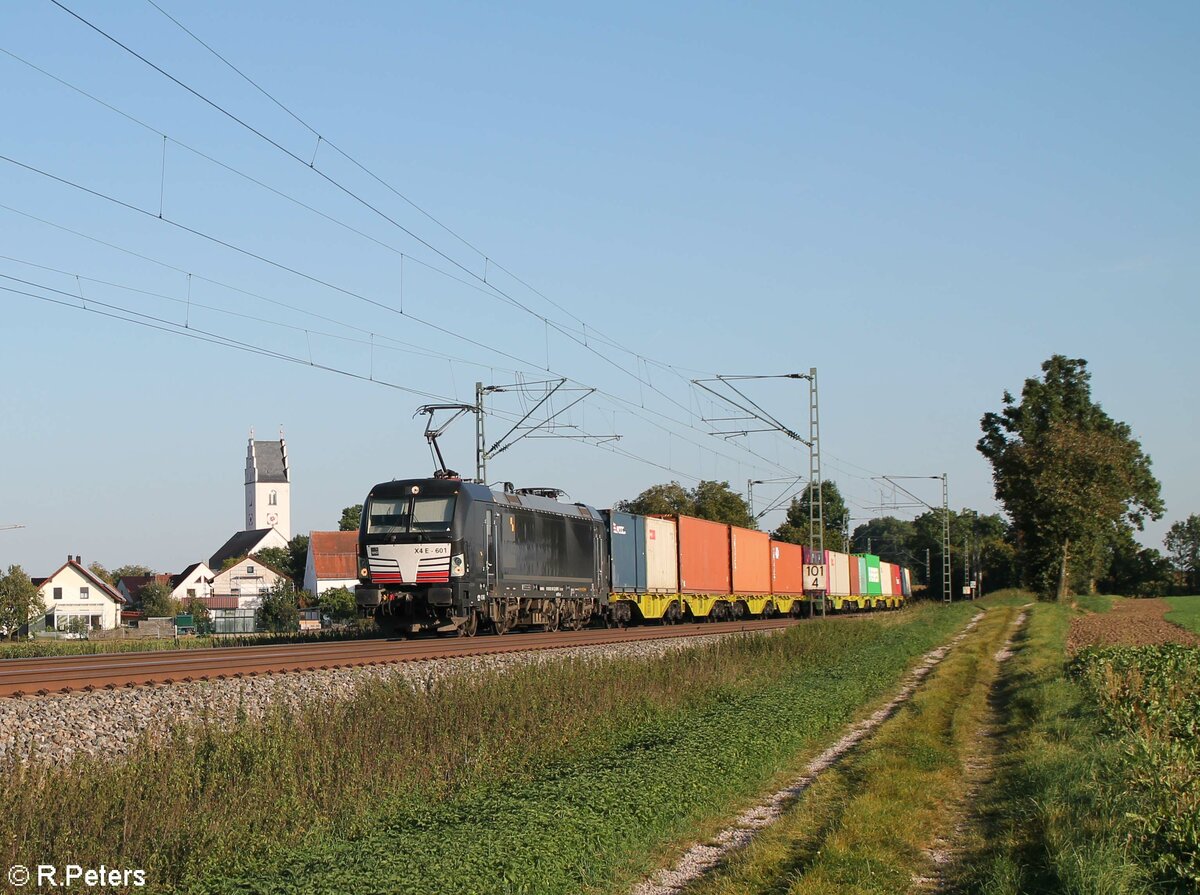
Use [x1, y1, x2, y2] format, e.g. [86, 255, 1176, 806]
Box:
[862, 554, 883, 597]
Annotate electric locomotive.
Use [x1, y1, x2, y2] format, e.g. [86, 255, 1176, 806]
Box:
[354, 477, 610, 636]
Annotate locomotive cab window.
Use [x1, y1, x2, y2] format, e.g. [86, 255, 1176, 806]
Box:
[367, 495, 456, 534]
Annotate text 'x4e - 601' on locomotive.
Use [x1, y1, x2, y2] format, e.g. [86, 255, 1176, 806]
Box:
[353, 476, 912, 637]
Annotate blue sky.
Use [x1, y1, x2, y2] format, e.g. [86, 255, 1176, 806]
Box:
[1, 1, 1195, 575]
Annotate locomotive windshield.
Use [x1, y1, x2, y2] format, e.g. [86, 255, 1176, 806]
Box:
[366, 495, 456, 534]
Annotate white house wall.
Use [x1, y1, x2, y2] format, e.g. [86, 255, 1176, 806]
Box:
[38, 566, 121, 630]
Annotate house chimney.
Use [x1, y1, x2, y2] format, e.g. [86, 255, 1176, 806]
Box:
[67, 553, 72, 562]
[75, 555, 82, 564]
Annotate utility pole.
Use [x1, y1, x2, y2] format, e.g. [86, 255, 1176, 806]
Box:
[925, 548, 931, 585]
[942, 473, 951, 604]
[691, 369, 822, 615]
[870, 473, 952, 605]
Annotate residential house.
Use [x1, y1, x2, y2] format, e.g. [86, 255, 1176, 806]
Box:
[303, 531, 360, 596]
[208, 528, 288, 572]
[170, 562, 215, 604]
[115, 574, 173, 605]
[35, 555, 126, 632]
[210, 556, 284, 610]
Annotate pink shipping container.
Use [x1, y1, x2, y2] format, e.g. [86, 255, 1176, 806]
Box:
[673, 515, 732, 594]
[880, 562, 894, 598]
[770, 540, 806, 595]
[645, 515, 679, 593]
[730, 526, 771, 595]
[826, 550, 851, 597]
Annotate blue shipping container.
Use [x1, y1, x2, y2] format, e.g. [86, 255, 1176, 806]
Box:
[606, 511, 647, 593]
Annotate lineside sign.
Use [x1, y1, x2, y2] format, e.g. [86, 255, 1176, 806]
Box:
[804, 563, 826, 592]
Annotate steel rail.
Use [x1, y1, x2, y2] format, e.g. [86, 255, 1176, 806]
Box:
[0, 618, 802, 698]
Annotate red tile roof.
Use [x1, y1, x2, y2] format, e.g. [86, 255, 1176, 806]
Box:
[309, 531, 359, 580]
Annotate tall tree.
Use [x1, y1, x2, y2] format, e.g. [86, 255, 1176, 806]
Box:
[258, 580, 300, 633]
[1164, 514, 1200, 591]
[692, 480, 756, 529]
[851, 516, 916, 566]
[617, 482, 694, 516]
[338, 505, 363, 532]
[87, 562, 114, 586]
[112, 564, 155, 581]
[774, 481, 850, 550]
[0, 565, 42, 639]
[617, 480, 755, 528]
[253, 534, 310, 587]
[978, 356, 1164, 599]
[138, 582, 177, 618]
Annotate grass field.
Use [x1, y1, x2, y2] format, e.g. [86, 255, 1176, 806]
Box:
[0, 603, 977, 894]
[1163, 594, 1200, 633]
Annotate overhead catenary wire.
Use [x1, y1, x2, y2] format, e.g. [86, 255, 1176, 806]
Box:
[39, 3, 798, 469]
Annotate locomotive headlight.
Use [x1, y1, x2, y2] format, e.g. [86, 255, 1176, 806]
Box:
[450, 554, 466, 577]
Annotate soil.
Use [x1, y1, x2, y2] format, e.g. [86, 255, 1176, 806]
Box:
[1066, 598, 1200, 653]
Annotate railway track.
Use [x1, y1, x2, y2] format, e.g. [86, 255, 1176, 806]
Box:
[0, 618, 801, 698]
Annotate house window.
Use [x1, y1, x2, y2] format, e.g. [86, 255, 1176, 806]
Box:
[53, 587, 63, 600]
[80, 587, 89, 600]
[269, 490, 277, 506]
[246, 565, 255, 574]
[187, 588, 196, 598]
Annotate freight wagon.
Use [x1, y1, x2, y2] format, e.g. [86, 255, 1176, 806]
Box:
[355, 477, 909, 636]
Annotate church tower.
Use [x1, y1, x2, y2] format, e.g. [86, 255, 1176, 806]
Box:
[245, 431, 291, 540]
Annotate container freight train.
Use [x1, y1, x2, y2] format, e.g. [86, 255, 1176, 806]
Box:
[354, 477, 911, 636]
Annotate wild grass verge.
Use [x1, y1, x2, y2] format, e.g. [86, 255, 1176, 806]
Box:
[686, 603, 1020, 895]
[1, 604, 975, 894]
[961, 600, 1189, 895]
[0, 627, 379, 660]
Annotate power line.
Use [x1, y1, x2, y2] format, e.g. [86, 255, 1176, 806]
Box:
[41, 2, 801, 472]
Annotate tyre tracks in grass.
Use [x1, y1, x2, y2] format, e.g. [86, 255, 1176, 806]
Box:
[666, 603, 1028, 895]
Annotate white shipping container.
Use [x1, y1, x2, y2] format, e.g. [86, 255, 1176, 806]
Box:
[645, 516, 679, 593]
[880, 562, 894, 597]
[826, 550, 851, 596]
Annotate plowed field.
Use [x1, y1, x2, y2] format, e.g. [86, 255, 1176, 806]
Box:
[1067, 597, 1200, 652]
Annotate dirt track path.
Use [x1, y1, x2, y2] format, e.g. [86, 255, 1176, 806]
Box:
[1067, 598, 1200, 652]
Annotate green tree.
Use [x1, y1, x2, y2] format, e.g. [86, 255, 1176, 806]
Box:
[692, 480, 756, 529]
[617, 480, 755, 528]
[851, 516, 917, 566]
[1164, 514, 1200, 591]
[182, 596, 210, 625]
[318, 586, 357, 624]
[0, 565, 41, 640]
[253, 535, 310, 587]
[139, 582, 178, 618]
[772, 481, 849, 550]
[339, 505, 363, 532]
[1101, 526, 1174, 597]
[257, 580, 300, 633]
[617, 482, 694, 516]
[978, 356, 1164, 599]
[111, 564, 154, 581]
[87, 562, 114, 586]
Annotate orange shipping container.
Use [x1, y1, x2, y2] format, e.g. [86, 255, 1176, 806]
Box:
[731, 526, 771, 594]
[770, 540, 806, 595]
[675, 515, 731, 594]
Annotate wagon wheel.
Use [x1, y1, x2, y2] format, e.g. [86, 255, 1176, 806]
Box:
[762, 601, 776, 619]
[492, 600, 517, 635]
[457, 611, 480, 637]
[565, 602, 587, 631]
[543, 599, 561, 632]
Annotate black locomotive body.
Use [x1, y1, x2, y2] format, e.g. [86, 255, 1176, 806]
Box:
[354, 478, 610, 635]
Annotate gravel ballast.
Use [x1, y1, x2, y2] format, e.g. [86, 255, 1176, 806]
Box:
[0, 629, 780, 764]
